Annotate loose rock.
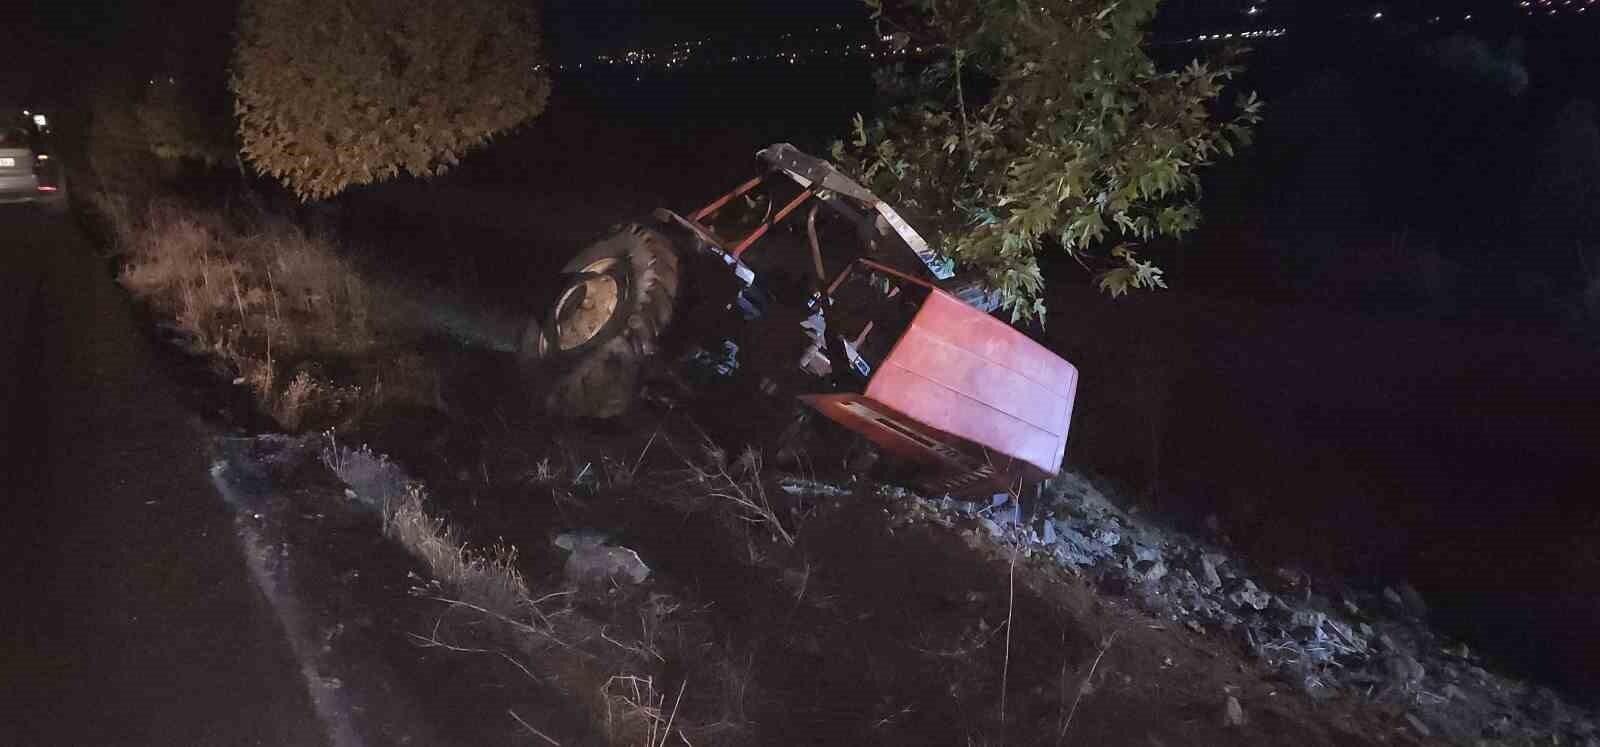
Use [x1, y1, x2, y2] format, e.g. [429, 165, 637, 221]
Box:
[1197, 553, 1224, 591]
[1385, 653, 1426, 690]
[1396, 583, 1429, 619]
[1290, 609, 1326, 633]
[1226, 580, 1272, 611]
[1136, 559, 1169, 584]
[889, 470, 1600, 743]
[554, 531, 651, 585]
[1128, 542, 1164, 564]
[1223, 695, 1246, 727]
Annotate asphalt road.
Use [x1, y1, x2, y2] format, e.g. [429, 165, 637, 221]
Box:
[0, 203, 329, 746]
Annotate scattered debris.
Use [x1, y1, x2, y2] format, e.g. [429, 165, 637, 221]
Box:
[555, 531, 652, 585]
[1198, 554, 1225, 591]
[683, 340, 740, 379]
[1223, 695, 1246, 728]
[1384, 653, 1425, 691]
[1225, 580, 1272, 611]
[894, 470, 1600, 744]
[778, 477, 852, 498]
[1396, 583, 1429, 620]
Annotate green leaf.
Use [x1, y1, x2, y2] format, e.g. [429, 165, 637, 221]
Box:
[1097, 267, 1135, 297]
[831, 0, 1259, 313]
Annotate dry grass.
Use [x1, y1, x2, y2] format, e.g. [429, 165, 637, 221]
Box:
[323, 439, 749, 744]
[1057, 631, 1119, 746]
[512, 435, 666, 512]
[114, 198, 437, 430]
[600, 674, 688, 747]
[671, 439, 795, 547]
[322, 441, 529, 620]
[384, 485, 530, 619]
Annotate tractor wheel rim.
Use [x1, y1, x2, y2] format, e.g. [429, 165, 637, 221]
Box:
[550, 259, 621, 352]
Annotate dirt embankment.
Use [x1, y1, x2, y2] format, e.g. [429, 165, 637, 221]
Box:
[89, 73, 1600, 744]
[214, 414, 1437, 746]
[107, 184, 1598, 744]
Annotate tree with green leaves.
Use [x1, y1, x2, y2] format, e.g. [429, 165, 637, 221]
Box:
[231, 0, 552, 201]
[834, 0, 1261, 319]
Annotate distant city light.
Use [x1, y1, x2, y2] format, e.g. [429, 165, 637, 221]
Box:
[556, 26, 930, 74]
[1177, 27, 1288, 44]
[32, 114, 47, 128]
[553, 19, 1297, 75]
[1521, 0, 1592, 15]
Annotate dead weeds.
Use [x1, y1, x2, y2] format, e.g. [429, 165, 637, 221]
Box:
[325, 437, 755, 745]
[113, 196, 438, 431]
[667, 438, 795, 547]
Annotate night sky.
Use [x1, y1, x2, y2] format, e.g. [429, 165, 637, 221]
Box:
[542, 0, 871, 59]
[8, 0, 877, 100]
[6, 0, 1569, 71]
[6, 0, 1596, 114]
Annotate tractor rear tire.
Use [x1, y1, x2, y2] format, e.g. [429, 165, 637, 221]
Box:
[520, 224, 681, 418]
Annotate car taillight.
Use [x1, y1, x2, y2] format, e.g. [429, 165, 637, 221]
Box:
[37, 185, 57, 192]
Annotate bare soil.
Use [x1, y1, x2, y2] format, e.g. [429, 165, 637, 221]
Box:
[321, 343, 1432, 745]
[159, 320, 1438, 744]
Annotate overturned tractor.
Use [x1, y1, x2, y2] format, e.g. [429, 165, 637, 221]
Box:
[519, 144, 1078, 495]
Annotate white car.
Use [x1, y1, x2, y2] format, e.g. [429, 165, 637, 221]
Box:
[0, 128, 42, 202]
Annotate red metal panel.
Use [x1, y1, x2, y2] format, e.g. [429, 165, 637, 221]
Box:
[866, 290, 1078, 476]
[690, 175, 765, 222]
[875, 332, 1068, 434]
[797, 393, 971, 471]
